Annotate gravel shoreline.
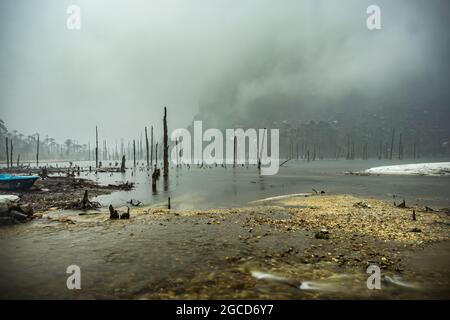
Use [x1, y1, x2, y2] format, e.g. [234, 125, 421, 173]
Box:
[1, 193, 449, 299]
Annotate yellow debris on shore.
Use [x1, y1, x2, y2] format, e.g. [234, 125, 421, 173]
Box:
[276, 194, 449, 245]
[26, 194, 450, 248]
[121, 194, 450, 246]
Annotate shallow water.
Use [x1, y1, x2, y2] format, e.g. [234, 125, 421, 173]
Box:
[46, 158, 450, 209]
[1, 210, 448, 299]
[7, 158, 449, 209]
[1, 158, 449, 299]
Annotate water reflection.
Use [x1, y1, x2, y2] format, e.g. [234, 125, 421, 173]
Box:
[10, 158, 449, 209]
[87, 159, 450, 210]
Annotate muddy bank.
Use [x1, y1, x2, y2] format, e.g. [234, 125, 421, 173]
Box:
[0, 194, 449, 299]
[0, 165, 125, 176]
[0, 175, 133, 213]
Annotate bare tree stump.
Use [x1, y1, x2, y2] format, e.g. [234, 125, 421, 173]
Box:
[109, 204, 119, 219]
[120, 155, 126, 173]
[79, 190, 101, 210]
[120, 207, 130, 219]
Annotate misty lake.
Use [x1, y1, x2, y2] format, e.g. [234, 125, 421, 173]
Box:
[38, 158, 450, 210]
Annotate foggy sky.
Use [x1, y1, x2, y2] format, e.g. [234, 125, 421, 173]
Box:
[1, 0, 449, 145]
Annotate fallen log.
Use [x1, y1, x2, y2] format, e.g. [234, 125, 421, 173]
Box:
[127, 199, 142, 206]
[280, 159, 291, 167]
[0, 203, 33, 225]
[107, 181, 134, 191]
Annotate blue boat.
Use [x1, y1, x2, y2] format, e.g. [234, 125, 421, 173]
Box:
[0, 174, 40, 190]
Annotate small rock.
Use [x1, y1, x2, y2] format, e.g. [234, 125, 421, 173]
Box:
[315, 229, 330, 240]
[0, 195, 20, 204]
[354, 202, 372, 209]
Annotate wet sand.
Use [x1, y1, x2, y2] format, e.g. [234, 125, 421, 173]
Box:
[0, 194, 449, 299]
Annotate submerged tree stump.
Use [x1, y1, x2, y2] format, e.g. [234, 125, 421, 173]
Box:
[40, 167, 49, 179]
[79, 190, 101, 210]
[109, 204, 119, 219]
[109, 204, 129, 219]
[152, 169, 157, 192]
[120, 155, 126, 173]
[163, 106, 169, 177]
[120, 207, 130, 220]
[396, 200, 406, 208]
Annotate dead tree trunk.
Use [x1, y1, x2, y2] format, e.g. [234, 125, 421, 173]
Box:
[346, 135, 350, 160]
[302, 139, 306, 160]
[36, 134, 40, 167]
[258, 128, 266, 170]
[120, 155, 126, 172]
[81, 190, 90, 209]
[378, 141, 382, 160]
[6, 137, 9, 169]
[233, 136, 237, 167]
[133, 140, 136, 168]
[163, 106, 169, 177]
[139, 133, 143, 161]
[10, 140, 13, 168]
[152, 169, 157, 192]
[145, 126, 149, 169]
[389, 128, 395, 160]
[109, 205, 119, 219]
[155, 142, 158, 168]
[95, 126, 99, 168]
[150, 125, 154, 168]
[175, 139, 179, 167]
[398, 133, 403, 160]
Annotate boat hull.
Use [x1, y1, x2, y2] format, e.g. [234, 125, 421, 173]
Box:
[0, 175, 39, 190]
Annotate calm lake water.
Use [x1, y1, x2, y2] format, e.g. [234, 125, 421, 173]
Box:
[37, 158, 450, 209]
